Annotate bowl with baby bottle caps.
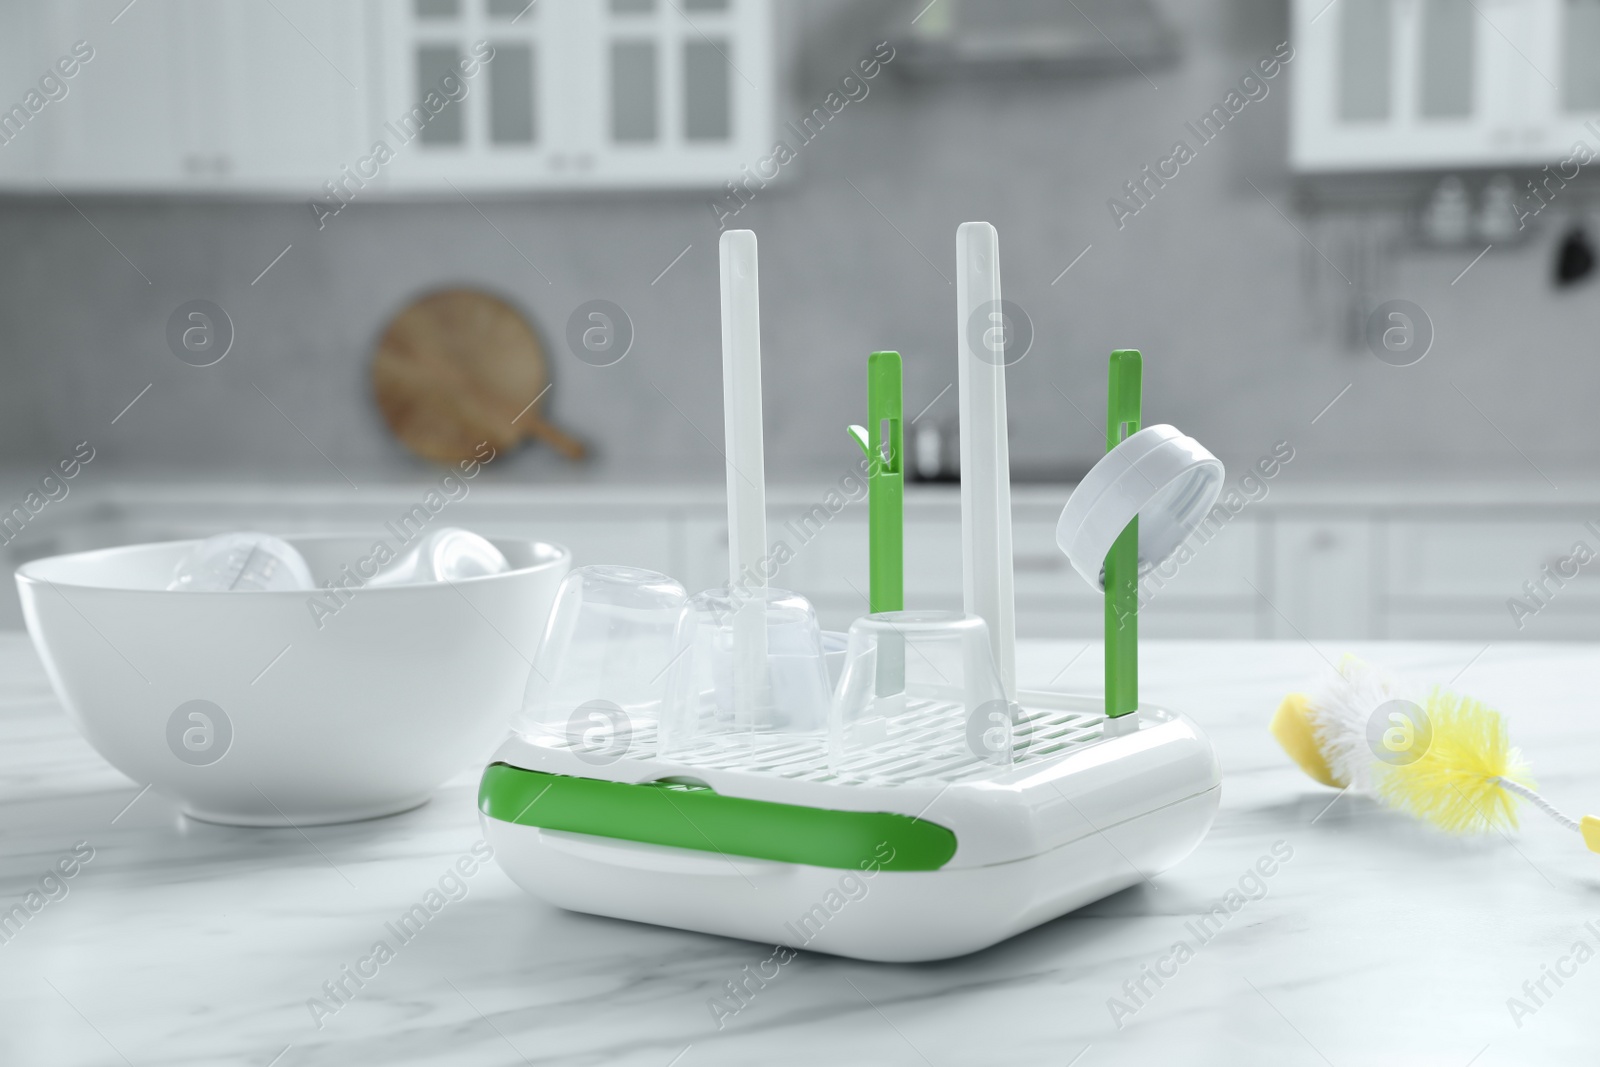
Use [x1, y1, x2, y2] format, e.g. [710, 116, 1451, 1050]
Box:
[17, 530, 569, 825]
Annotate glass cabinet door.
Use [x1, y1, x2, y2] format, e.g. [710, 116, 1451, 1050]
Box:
[1293, 0, 1556, 170]
[1562, 0, 1600, 111]
[1533, 0, 1600, 157]
[1416, 0, 1474, 120]
[377, 0, 569, 189]
[568, 0, 771, 187]
[377, 0, 771, 191]
[1335, 0, 1393, 122]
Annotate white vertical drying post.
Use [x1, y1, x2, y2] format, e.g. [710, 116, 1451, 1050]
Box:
[719, 230, 769, 726]
[956, 221, 1017, 699]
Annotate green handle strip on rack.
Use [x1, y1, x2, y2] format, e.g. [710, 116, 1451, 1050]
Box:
[479, 763, 958, 872]
[1105, 350, 1142, 718]
[867, 351, 904, 614]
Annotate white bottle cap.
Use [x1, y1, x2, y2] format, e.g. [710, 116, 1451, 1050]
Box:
[1054, 424, 1224, 590]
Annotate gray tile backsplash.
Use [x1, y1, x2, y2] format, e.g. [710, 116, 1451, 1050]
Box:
[0, 0, 1583, 490]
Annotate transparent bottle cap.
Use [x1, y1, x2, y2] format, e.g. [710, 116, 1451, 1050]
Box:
[369, 527, 510, 586]
[661, 587, 832, 752]
[517, 565, 688, 762]
[167, 532, 314, 592]
[829, 610, 1022, 769]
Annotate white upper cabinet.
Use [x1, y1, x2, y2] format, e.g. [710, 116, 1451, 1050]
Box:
[203, 1, 373, 190]
[0, 3, 49, 183]
[370, 0, 568, 189]
[0, 0, 772, 194]
[374, 0, 773, 190]
[588, 0, 775, 187]
[2, 0, 370, 193]
[1526, 0, 1600, 154]
[29, 1, 200, 190]
[1292, 0, 1600, 171]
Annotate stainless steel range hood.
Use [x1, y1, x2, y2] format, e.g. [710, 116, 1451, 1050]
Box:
[889, 0, 1180, 78]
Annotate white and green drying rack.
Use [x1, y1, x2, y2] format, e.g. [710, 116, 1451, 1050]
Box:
[479, 225, 1227, 963]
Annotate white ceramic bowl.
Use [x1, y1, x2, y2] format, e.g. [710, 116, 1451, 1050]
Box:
[17, 535, 569, 826]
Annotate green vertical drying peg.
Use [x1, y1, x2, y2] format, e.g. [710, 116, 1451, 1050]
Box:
[847, 355, 906, 612]
[848, 354, 906, 693]
[867, 352, 905, 699]
[1104, 349, 1142, 718]
[866, 351, 904, 613]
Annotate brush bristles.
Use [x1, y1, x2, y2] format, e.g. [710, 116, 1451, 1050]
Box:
[1309, 655, 1412, 792]
[1373, 690, 1533, 835]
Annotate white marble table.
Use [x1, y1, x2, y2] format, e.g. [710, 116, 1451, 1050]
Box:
[2, 634, 1596, 1066]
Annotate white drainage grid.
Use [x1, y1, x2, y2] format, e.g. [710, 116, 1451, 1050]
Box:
[535, 698, 1109, 787]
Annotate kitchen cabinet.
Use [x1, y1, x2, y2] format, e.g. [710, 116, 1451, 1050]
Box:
[1291, 0, 1600, 171]
[5, 481, 1600, 642]
[0, 2, 52, 183]
[0, 0, 772, 195]
[203, 2, 373, 189]
[14, 1, 370, 193]
[370, 0, 567, 189]
[1381, 515, 1600, 639]
[1526, 0, 1600, 153]
[28, 1, 199, 191]
[375, 0, 773, 191]
[1269, 519, 1374, 638]
[1384, 516, 1594, 597]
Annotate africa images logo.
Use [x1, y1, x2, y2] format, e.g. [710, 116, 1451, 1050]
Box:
[166, 700, 232, 766]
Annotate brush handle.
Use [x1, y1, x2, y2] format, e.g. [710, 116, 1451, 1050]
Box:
[719, 230, 769, 723]
[1495, 777, 1582, 832]
[1104, 350, 1142, 718]
[956, 222, 1017, 699]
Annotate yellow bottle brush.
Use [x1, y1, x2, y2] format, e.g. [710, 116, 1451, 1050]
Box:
[1273, 656, 1600, 853]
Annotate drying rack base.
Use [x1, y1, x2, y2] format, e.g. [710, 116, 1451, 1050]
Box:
[483, 782, 1218, 962]
[480, 693, 1222, 962]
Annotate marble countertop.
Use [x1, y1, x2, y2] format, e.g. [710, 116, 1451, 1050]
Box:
[2, 635, 1597, 1066]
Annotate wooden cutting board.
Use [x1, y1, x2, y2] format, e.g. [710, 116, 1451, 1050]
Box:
[371, 289, 585, 465]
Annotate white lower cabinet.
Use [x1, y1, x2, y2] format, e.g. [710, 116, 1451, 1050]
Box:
[1382, 516, 1600, 642]
[3, 485, 1600, 642]
[1269, 519, 1375, 639]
